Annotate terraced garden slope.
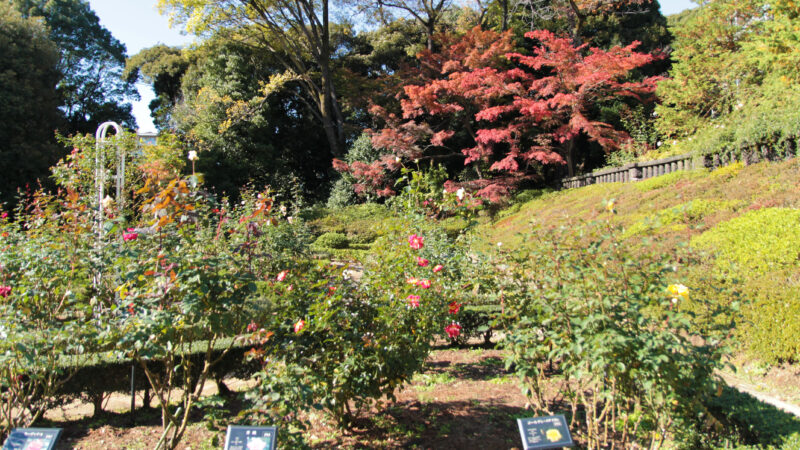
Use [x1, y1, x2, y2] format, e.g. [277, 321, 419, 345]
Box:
[477, 158, 800, 366]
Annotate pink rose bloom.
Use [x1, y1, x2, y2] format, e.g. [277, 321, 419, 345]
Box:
[407, 295, 420, 308]
[122, 230, 138, 241]
[247, 321, 258, 332]
[277, 270, 289, 281]
[0, 212, 7, 219]
[445, 322, 462, 338]
[408, 234, 424, 250]
[432, 264, 444, 273]
[0, 285, 11, 298]
[417, 257, 430, 267]
[417, 279, 432, 289]
[294, 319, 305, 333]
[448, 301, 461, 315]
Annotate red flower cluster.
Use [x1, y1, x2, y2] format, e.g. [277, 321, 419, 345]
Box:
[448, 301, 462, 315]
[445, 323, 462, 338]
[276, 270, 289, 282]
[0, 285, 11, 298]
[408, 234, 424, 250]
[123, 228, 138, 241]
[406, 234, 462, 339]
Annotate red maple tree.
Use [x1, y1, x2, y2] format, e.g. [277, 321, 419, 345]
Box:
[335, 27, 663, 201]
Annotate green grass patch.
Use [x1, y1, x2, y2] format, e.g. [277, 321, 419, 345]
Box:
[411, 373, 457, 392]
[623, 199, 742, 237]
[691, 208, 800, 278]
[634, 168, 706, 192]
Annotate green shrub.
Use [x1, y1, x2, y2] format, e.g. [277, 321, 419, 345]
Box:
[499, 222, 733, 448]
[691, 208, 800, 278]
[313, 232, 349, 249]
[740, 281, 800, 364]
[444, 305, 502, 346]
[309, 203, 393, 245]
[346, 230, 377, 245]
[243, 221, 474, 431]
[326, 177, 359, 209]
[440, 216, 470, 239]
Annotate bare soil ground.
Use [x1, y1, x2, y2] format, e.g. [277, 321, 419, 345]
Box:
[34, 346, 800, 449]
[45, 347, 529, 449]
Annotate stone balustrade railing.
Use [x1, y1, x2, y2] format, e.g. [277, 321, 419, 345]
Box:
[560, 154, 697, 189]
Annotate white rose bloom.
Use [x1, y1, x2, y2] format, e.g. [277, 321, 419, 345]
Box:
[188, 150, 199, 161]
[101, 195, 114, 210]
[456, 188, 465, 201]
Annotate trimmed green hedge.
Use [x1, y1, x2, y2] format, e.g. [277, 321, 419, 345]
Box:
[313, 232, 349, 249]
[55, 339, 259, 414]
[691, 208, 800, 363]
[691, 208, 800, 278]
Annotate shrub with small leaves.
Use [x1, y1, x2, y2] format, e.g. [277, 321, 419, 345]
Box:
[499, 221, 733, 448]
[313, 231, 349, 249]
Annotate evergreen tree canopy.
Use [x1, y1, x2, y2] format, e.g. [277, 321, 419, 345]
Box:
[13, 0, 139, 134]
[0, 3, 64, 208]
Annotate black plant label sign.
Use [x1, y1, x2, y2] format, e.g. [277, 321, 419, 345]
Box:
[517, 415, 574, 449]
[3, 428, 62, 450]
[224, 425, 277, 450]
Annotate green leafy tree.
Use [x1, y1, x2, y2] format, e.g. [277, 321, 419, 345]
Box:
[0, 3, 63, 208]
[13, 0, 139, 134]
[124, 45, 191, 130]
[655, 0, 765, 137]
[158, 0, 352, 157]
[366, 0, 454, 50]
[172, 38, 333, 201]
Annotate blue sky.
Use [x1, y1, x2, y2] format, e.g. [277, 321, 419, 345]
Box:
[88, 0, 697, 133]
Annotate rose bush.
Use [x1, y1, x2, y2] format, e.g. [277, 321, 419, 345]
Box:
[241, 217, 480, 440]
[1, 132, 488, 448]
[498, 219, 735, 448]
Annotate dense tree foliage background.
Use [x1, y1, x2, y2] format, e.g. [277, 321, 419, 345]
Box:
[0, 3, 63, 209]
[3, 0, 800, 205]
[13, 0, 139, 134]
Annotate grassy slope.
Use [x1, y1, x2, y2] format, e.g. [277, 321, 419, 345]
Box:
[474, 158, 800, 364]
[478, 158, 800, 251]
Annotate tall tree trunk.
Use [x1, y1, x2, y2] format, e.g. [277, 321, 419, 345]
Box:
[426, 20, 435, 50]
[318, 0, 344, 156]
[501, 0, 509, 31]
[565, 139, 576, 177]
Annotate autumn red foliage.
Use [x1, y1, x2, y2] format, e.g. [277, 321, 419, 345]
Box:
[334, 27, 663, 201]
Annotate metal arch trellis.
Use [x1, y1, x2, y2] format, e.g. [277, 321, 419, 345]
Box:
[94, 121, 126, 235]
[94, 122, 139, 422]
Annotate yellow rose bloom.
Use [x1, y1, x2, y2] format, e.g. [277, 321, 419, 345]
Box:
[667, 284, 689, 302]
